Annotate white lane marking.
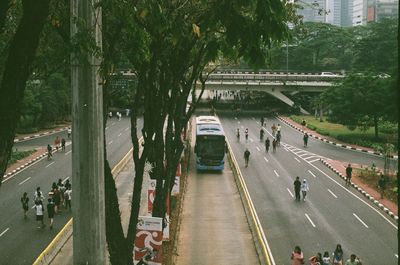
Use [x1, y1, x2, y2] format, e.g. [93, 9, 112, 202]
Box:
[65, 150, 72, 155]
[263, 157, 269, 163]
[125, 127, 129, 131]
[294, 151, 308, 155]
[273, 170, 279, 177]
[45, 162, 55, 168]
[328, 189, 338, 198]
[0, 228, 10, 237]
[108, 140, 113, 145]
[250, 138, 254, 143]
[105, 127, 108, 130]
[118, 133, 122, 137]
[294, 157, 301, 163]
[395, 254, 398, 258]
[18, 177, 31, 185]
[240, 125, 244, 128]
[353, 213, 369, 228]
[256, 146, 260, 152]
[308, 160, 397, 229]
[305, 214, 316, 228]
[111, 122, 115, 126]
[299, 153, 311, 158]
[308, 170, 317, 178]
[63, 176, 69, 183]
[284, 148, 289, 152]
[308, 158, 320, 163]
[287, 188, 294, 198]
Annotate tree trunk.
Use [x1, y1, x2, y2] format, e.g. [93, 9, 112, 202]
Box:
[0, 0, 50, 186]
[374, 115, 379, 139]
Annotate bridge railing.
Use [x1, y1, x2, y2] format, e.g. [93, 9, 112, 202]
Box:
[207, 73, 343, 82]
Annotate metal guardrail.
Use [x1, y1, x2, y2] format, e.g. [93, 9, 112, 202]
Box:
[208, 73, 343, 82]
[33, 142, 138, 265]
[225, 140, 275, 265]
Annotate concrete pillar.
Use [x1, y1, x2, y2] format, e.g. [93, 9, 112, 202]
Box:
[71, 0, 106, 264]
[266, 89, 309, 114]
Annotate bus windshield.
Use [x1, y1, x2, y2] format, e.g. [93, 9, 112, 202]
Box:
[196, 135, 225, 159]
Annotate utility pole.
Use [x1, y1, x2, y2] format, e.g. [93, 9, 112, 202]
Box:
[71, 0, 105, 264]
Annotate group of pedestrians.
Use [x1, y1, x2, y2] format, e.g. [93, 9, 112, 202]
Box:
[291, 244, 362, 265]
[21, 179, 72, 229]
[293, 176, 310, 201]
[47, 136, 67, 160]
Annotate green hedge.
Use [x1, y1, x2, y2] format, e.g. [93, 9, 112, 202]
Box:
[8, 150, 36, 166]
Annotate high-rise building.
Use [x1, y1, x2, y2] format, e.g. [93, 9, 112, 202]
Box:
[297, 0, 327, 23]
[375, 0, 399, 21]
[315, 0, 353, 27]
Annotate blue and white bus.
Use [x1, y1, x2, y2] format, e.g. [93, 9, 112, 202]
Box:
[194, 116, 226, 171]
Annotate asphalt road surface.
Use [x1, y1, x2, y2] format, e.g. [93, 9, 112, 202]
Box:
[220, 115, 398, 265]
[0, 117, 139, 264]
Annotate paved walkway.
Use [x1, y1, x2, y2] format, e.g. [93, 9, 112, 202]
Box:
[174, 130, 259, 265]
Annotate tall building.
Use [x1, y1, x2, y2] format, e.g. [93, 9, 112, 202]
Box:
[351, 0, 398, 25]
[375, 0, 399, 21]
[297, 0, 327, 23]
[316, 0, 353, 27]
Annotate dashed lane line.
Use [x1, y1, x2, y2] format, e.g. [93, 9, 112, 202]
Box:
[118, 133, 122, 137]
[105, 127, 108, 130]
[124, 127, 129, 131]
[263, 157, 269, 163]
[287, 188, 294, 198]
[18, 177, 31, 185]
[0, 228, 10, 237]
[294, 157, 301, 163]
[305, 214, 316, 228]
[108, 140, 113, 145]
[249, 138, 254, 143]
[45, 162, 55, 168]
[328, 189, 338, 198]
[65, 150, 71, 155]
[63, 176, 69, 183]
[273, 170, 279, 177]
[308, 170, 317, 178]
[111, 122, 115, 126]
[353, 213, 369, 228]
[256, 146, 260, 152]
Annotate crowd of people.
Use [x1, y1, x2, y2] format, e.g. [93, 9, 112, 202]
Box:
[291, 244, 363, 265]
[21, 179, 72, 229]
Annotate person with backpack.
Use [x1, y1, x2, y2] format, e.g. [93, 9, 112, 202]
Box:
[21, 192, 29, 219]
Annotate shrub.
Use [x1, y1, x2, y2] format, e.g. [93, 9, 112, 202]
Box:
[8, 150, 36, 166]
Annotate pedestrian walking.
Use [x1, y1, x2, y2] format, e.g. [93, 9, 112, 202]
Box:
[309, 252, 322, 265]
[345, 164, 352, 186]
[332, 244, 344, 265]
[61, 138, 66, 151]
[301, 179, 309, 201]
[47, 198, 55, 229]
[54, 136, 60, 151]
[272, 139, 277, 153]
[261, 117, 264, 127]
[109, 111, 112, 119]
[236, 128, 240, 141]
[260, 128, 265, 141]
[291, 246, 304, 265]
[64, 187, 72, 210]
[244, 148, 250, 167]
[47, 144, 53, 160]
[34, 201, 45, 229]
[378, 174, 386, 199]
[345, 254, 362, 265]
[271, 124, 277, 137]
[245, 128, 249, 141]
[53, 186, 61, 213]
[67, 127, 72, 139]
[277, 123, 281, 133]
[294, 177, 301, 201]
[276, 131, 281, 147]
[303, 133, 309, 147]
[34, 187, 44, 203]
[322, 251, 331, 265]
[265, 137, 270, 153]
[21, 192, 29, 219]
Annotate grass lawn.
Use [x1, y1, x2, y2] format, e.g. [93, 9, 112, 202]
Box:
[290, 115, 398, 151]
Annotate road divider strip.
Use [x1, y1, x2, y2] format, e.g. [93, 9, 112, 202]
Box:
[226, 140, 275, 265]
[320, 159, 398, 223]
[14, 127, 70, 143]
[33, 138, 141, 265]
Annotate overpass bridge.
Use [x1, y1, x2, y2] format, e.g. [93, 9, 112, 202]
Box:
[113, 70, 344, 114]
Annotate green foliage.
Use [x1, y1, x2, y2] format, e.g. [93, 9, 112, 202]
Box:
[7, 149, 35, 166]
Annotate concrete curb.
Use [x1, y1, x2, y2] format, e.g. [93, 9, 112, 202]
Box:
[276, 116, 398, 159]
[320, 159, 398, 223]
[14, 127, 70, 143]
[226, 140, 274, 265]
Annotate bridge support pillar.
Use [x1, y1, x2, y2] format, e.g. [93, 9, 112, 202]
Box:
[266, 89, 309, 114]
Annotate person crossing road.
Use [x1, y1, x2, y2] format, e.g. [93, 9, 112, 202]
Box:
[301, 179, 310, 201]
[244, 148, 250, 167]
[265, 137, 270, 153]
[294, 177, 301, 201]
[245, 128, 249, 141]
[260, 128, 264, 141]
